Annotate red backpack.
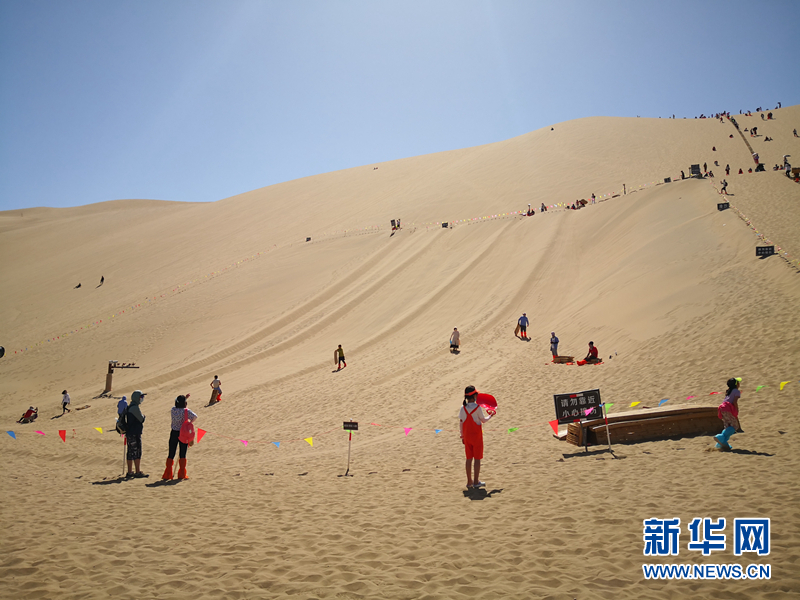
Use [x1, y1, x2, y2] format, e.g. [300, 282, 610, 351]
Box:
[178, 408, 195, 445]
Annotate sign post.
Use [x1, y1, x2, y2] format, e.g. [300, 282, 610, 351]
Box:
[343, 421, 358, 476]
[756, 246, 775, 257]
[717, 202, 730, 211]
[104, 360, 139, 394]
[602, 403, 613, 451]
[553, 389, 603, 452]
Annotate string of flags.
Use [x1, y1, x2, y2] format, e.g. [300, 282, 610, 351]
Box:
[6, 379, 795, 445]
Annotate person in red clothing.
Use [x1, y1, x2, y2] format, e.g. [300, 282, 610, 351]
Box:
[584, 341, 600, 364]
[458, 386, 495, 489]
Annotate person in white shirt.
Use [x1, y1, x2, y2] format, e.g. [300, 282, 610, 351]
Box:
[61, 390, 71, 414]
[210, 376, 222, 403]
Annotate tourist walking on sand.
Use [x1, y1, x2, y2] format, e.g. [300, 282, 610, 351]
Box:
[550, 332, 559, 357]
[450, 328, 460, 353]
[715, 378, 743, 450]
[162, 394, 197, 480]
[210, 375, 222, 403]
[517, 313, 529, 339]
[125, 391, 147, 478]
[61, 390, 71, 414]
[720, 179, 728, 195]
[335, 345, 346, 370]
[459, 386, 495, 489]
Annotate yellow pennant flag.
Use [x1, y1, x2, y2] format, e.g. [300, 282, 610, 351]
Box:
[304, 437, 313, 446]
[780, 381, 791, 391]
[630, 401, 641, 407]
[94, 427, 103, 434]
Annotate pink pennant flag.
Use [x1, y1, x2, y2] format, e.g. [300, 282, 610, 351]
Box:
[404, 428, 412, 436]
[709, 391, 720, 395]
[584, 407, 594, 416]
[686, 395, 696, 400]
[241, 440, 248, 446]
[35, 431, 44, 435]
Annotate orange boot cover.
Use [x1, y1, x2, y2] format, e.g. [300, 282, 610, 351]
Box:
[161, 458, 174, 480]
[177, 458, 189, 480]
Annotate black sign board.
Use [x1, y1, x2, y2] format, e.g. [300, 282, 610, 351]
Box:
[717, 202, 730, 211]
[756, 246, 775, 257]
[343, 421, 359, 431]
[306, 237, 311, 242]
[690, 164, 701, 176]
[441, 222, 449, 228]
[664, 177, 671, 183]
[553, 389, 603, 424]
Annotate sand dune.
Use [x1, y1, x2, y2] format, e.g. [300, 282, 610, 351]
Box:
[1, 106, 799, 598]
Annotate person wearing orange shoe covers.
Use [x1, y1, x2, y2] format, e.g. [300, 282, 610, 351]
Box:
[162, 394, 198, 480]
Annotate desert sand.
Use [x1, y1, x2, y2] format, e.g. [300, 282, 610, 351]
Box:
[1, 106, 799, 599]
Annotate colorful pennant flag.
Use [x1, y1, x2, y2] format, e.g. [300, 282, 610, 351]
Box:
[548, 420, 559, 435]
[241, 440, 248, 446]
[756, 385, 765, 392]
[686, 396, 696, 400]
[434, 429, 442, 434]
[780, 381, 791, 391]
[7, 431, 16, 439]
[658, 399, 669, 406]
[196, 428, 206, 443]
[630, 402, 641, 407]
[94, 427, 103, 434]
[58, 430, 66, 442]
[304, 437, 313, 446]
[35, 431, 45, 435]
[404, 428, 412, 436]
[272, 442, 280, 448]
[508, 427, 519, 433]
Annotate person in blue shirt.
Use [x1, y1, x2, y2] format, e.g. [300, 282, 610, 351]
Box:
[550, 332, 559, 357]
[517, 313, 529, 339]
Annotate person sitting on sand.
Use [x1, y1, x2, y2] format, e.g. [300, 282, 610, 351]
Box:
[459, 386, 495, 489]
[715, 378, 743, 450]
[18, 407, 38, 424]
[584, 341, 600, 364]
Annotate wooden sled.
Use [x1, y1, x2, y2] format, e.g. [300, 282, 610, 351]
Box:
[552, 356, 574, 364]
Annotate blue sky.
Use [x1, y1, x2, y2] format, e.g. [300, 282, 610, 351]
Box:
[1, 1, 797, 211]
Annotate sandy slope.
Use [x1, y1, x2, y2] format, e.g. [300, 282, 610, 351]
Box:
[1, 107, 799, 599]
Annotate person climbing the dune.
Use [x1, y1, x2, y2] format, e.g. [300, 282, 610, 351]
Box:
[450, 328, 460, 353]
[335, 345, 347, 370]
[517, 313, 529, 339]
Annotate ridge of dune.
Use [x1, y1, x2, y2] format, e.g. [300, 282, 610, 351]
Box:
[1, 107, 799, 599]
